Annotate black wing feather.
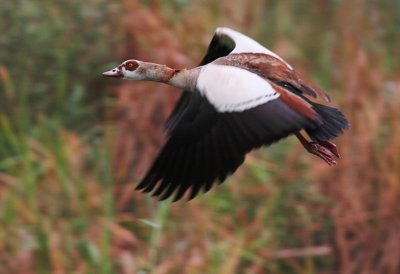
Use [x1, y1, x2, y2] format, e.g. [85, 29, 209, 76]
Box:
[137, 94, 319, 201]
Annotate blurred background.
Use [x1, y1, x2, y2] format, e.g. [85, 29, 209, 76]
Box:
[1, 0, 399, 273]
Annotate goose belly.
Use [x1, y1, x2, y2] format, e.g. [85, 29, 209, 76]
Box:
[197, 64, 280, 112]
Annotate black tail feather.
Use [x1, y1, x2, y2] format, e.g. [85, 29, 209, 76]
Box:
[306, 103, 349, 141]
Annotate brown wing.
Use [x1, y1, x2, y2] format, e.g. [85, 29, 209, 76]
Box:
[213, 53, 349, 142]
[213, 53, 331, 103]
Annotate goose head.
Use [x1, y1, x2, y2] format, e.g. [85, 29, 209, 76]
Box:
[102, 59, 182, 84]
[102, 60, 144, 80]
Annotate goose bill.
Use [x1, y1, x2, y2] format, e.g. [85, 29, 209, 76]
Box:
[102, 68, 123, 78]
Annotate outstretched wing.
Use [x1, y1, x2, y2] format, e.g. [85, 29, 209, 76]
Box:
[136, 91, 320, 201]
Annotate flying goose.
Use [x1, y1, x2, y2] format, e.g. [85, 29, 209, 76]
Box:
[103, 27, 349, 201]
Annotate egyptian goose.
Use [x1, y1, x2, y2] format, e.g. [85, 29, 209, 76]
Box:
[103, 27, 349, 201]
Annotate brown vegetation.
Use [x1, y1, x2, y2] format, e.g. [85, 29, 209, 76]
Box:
[0, 0, 399, 273]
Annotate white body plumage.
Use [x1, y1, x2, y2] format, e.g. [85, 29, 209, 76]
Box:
[197, 64, 280, 112]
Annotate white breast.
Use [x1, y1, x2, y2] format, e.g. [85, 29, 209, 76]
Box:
[196, 64, 280, 112]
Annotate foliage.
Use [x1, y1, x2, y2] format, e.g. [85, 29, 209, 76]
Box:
[0, 0, 399, 273]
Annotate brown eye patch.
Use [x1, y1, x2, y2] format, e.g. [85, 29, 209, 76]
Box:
[124, 61, 139, 71]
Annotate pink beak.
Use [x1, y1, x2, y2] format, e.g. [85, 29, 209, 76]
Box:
[102, 68, 123, 78]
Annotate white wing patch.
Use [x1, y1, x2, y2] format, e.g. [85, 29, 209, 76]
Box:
[216, 27, 293, 70]
[197, 64, 280, 112]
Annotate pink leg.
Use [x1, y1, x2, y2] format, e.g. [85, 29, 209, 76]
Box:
[317, 140, 340, 158]
[295, 132, 338, 166]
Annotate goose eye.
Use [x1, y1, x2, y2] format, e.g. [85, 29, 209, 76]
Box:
[125, 61, 138, 71]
